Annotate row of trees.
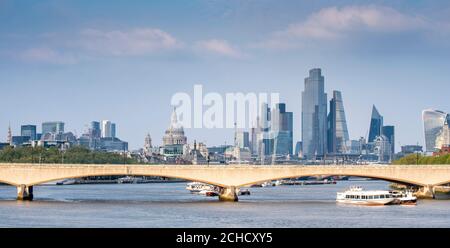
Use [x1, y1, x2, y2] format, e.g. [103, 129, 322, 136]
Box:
[0, 146, 138, 164]
[393, 153, 450, 165]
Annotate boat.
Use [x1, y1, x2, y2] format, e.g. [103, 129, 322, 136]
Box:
[336, 186, 396, 206]
[186, 182, 216, 194]
[56, 179, 77, 185]
[390, 190, 417, 205]
[237, 188, 251, 196]
[118, 176, 137, 184]
[198, 190, 219, 197]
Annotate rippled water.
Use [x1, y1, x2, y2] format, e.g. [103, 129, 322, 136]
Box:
[0, 180, 449, 228]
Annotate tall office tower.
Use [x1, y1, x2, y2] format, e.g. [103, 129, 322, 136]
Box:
[271, 103, 293, 155]
[90, 121, 101, 138]
[250, 127, 258, 155]
[327, 91, 349, 154]
[435, 116, 450, 150]
[382, 126, 395, 154]
[258, 103, 272, 156]
[21, 125, 37, 140]
[423, 109, 449, 153]
[368, 105, 383, 143]
[111, 123, 116, 138]
[302, 68, 328, 159]
[42, 122, 65, 135]
[236, 131, 250, 149]
[101, 120, 112, 138]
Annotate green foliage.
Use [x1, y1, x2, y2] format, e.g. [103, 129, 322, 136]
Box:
[0, 146, 137, 164]
[393, 153, 450, 165]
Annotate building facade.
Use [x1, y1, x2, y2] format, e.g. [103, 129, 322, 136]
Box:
[302, 68, 328, 159]
[327, 91, 349, 155]
[422, 109, 449, 153]
[21, 125, 37, 140]
[368, 105, 383, 143]
[42, 122, 64, 135]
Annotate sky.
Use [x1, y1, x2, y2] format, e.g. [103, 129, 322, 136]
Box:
[1, 0, 450, 150]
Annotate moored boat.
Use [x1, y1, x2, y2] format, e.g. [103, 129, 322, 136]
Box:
[336, 186, 396, 206]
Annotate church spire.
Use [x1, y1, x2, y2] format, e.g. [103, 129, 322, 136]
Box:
[7, 122, 12, 145]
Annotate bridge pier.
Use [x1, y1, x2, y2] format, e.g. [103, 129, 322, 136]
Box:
[415, 185, 435, 199]
[17, 185, 33, 201]
[219, 186, 238, 202]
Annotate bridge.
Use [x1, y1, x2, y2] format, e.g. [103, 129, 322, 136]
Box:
[1, 163, 450, 201]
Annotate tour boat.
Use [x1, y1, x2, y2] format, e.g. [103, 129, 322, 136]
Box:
[390, 190, 417, 205]
[186, 182, 216, 194]
[336, 186, 396, 206]
[237, 188, 251, 196]
[56, 179, 77, 185]
[198, 190, 219, 197]
[117, 176, 137, 184]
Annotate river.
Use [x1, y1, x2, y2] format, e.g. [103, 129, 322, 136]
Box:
[0, 180, 449, 228]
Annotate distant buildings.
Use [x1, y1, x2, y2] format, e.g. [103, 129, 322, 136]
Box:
[235, 131, 250, 149]
[271, 103, 293, 156]
[42, 121, 64, 135]
[422, 109, 450, 153]
[364, 105, 395, 162]
[327, 91, 349, 155]
[368, 106, 383, 143]
[302, 68, 328, 159]
[161, 108, 188, 158]
[78, 120, 128, 152]
[21, 125, 37, 141]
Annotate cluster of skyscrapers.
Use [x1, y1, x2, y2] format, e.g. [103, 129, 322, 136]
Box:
[300, 68, 396, 162]
[4, 120, 127, 152]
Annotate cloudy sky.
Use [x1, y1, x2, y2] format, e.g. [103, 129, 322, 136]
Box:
[1, 0, 450, 150]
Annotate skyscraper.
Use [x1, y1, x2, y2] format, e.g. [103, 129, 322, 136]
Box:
[111, 123, 116, 138]
[302, 68, 328, 159]
[236, 131, 250, 149]
[101, 120, 116, 138]
[90, 121, 101, 138]
[21, 125, 37, 140]
[423, 109, 449, 153]
[272, 103, 293, 155]
[368, 105, 383, 143]
[327, 91, 349, 154]
[382, 126, 395, 154]
[42, 122, 64, 135]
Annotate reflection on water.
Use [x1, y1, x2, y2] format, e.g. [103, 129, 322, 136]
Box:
[0, 181, 449, 228]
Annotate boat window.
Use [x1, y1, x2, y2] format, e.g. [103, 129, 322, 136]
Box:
[369, 196, 373, 199]
[374, 195, 379, 199]
[380, 195, 385, 199]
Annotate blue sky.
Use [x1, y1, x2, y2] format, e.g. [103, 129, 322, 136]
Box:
[1, 0, 450, 150]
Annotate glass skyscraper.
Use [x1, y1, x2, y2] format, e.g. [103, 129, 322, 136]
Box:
[42, 122, 65, 135]
[302, 68, 328, 159]
[423, 109, 449, 153]
[271, 103, 293, 155]
[21, 125, 37, 140]
[368, 105, 383, 143]
[382, 126, 395, 154]
[327, 91, 349, 154]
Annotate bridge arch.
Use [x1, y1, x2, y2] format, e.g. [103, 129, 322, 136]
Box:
[27, 173, 228, 188]
[237, 173, 427, 188]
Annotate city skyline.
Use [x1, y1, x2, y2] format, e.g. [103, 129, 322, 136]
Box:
[2, 1, 450, 150]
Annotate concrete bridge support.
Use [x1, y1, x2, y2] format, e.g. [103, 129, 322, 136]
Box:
[219, 186, 238, 202]
[17, 185, 33, 201]
[415, 185, 435, 199]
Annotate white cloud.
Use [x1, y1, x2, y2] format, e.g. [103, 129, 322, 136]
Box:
[19, 47, 77, 64]
[195, 39, 245, 59]
[77, 28, 180, 56]
[257, 5, 429, 49]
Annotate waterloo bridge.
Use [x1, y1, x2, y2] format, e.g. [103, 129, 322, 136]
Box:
[1, 163, 450, 201]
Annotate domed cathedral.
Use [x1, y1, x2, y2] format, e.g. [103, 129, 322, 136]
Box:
[163, 107, 187, 146]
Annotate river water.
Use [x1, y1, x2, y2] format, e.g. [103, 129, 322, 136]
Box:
[0, 180, 449, 228]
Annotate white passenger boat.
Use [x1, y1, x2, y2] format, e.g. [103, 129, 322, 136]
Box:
[390, 190, 417, 205]
[186, 182, 216, 194]
[336, 186, 396, 206]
